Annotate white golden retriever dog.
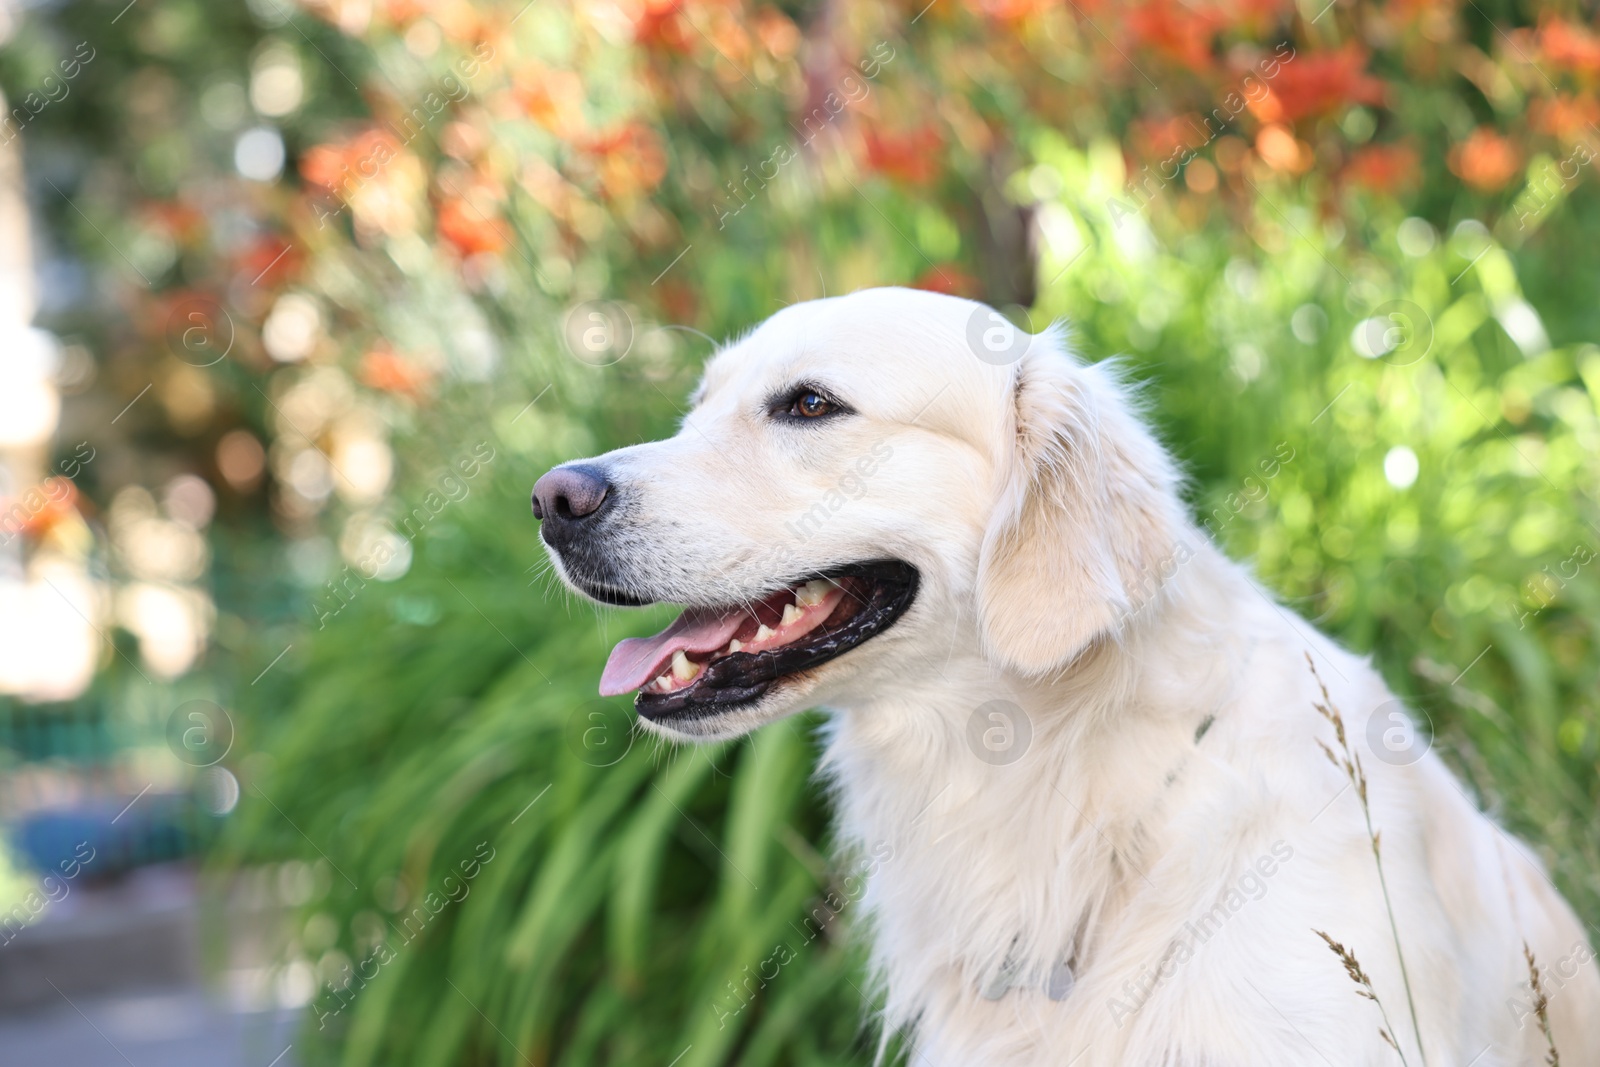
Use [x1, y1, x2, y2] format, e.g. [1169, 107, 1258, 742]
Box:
[532, 287, 1599, 1065]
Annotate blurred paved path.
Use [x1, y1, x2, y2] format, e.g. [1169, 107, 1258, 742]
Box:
[0, 988, 298, 1067]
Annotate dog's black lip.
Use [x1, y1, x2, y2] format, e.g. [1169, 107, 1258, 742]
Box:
[570, 577, 653, 607]
[633, 559, 920, 725]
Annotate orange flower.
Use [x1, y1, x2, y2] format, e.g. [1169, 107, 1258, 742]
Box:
[141, 201, 206, 242]
[436, 197, 507, 255]
[1384, 0, 1451, 21]
[1343, 143, 1420, 193]
[379, 0, 429, 24]
[633, 0, 693, 53]
[429, 0, 481, 43]
[1531, 93, 1600, 141]
[1256, 44, 1385, 124]
[300, 143, 347, 189]
[9, 478, 79, 542]
[582, 123, 668, 200]
[861, 126, 944, 185]
[299, 130, 404, 194]
[513, 66, 587, 140]
[1126, 0, 1225, 72]
[235, 236, 299, 288]
[351, 129, 403, 166]
[700, 5, 751, 70]
[1135, 114, 1207, 161]
[1539, 18, 1600, 75]
[656, 278, 699, 325]
[1256, 124, 1312, 173]
[912, 264, 980, 297]
[753, 9, 799, 59]
[970, 0, 1057, 22]
[359, 347, 431, 398]
[1449, 127, 1522, 191]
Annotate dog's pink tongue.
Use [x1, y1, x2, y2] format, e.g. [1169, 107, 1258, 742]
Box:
[600, 607, 747, 696]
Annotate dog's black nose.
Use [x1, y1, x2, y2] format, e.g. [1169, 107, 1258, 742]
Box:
[532, 465, 610, 523]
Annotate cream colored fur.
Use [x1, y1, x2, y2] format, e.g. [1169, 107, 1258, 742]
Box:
[545, 286, 1600, 1065]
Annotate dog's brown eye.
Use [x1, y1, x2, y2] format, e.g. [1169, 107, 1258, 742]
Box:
[793, 392, 832, 418]
[770, 384, 849, 423]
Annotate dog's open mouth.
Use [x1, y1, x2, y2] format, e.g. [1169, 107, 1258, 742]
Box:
[600, 560, 919, 722]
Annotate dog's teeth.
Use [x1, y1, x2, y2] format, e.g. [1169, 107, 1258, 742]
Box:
[780, 602, 803, 627]
[795, 579, 833, 607]
[726, 639, 742, 653]
[755, 624, 774, 642]
[671, 650, 699, 682]
[652, 675, 672, 691]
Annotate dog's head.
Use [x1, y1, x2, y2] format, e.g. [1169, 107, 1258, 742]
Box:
[534, 287, 1185, 739]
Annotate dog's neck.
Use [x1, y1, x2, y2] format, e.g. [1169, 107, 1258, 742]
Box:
[818, 535, 1269, 1023]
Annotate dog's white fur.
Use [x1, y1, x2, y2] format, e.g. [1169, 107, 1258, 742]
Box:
[545, 287, 1600, 1065]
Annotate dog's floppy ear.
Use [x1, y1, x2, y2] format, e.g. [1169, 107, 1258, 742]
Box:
[977, 329, 1187, 675]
